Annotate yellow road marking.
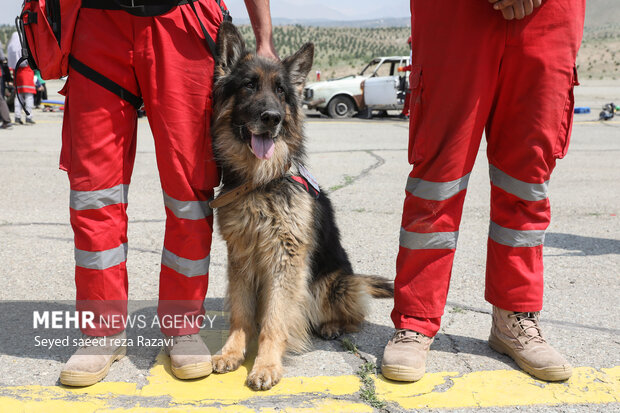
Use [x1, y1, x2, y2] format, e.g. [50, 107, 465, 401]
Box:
[141, 352, 361, 403]
[375, 366, 620, 409]
[1, 357, 618, 412]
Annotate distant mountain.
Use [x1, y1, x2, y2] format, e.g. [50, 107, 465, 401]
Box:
[234, 17, 410, 28]
[228, 0, 617, 30]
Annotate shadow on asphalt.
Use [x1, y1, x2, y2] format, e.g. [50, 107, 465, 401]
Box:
[545, 232, 620, 256]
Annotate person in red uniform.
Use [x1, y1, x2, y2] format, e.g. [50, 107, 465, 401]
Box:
[381, 0, 585, 382]
[398, 36, 412, 119]
[7, 32, 36, 125]
[59, 0, 278, 387]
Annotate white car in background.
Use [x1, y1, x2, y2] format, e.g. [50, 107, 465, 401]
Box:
[303, 56, 409, 119]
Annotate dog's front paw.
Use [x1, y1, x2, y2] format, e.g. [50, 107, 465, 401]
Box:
[318, 322, 344, 340]
[246, 363, 282, 390]
[212, 352, 244, 373]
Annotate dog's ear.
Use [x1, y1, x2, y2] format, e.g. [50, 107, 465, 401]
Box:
[216, 21, 246, 74]
[283, 43, 314, 92]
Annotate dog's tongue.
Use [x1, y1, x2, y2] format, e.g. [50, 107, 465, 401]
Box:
[251, 133, 275, 160]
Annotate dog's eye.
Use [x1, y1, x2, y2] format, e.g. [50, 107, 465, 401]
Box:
[276, 86, 285, 95]
[245, 81, 255, 90]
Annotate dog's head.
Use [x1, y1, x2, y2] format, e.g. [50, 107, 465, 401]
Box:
[212, 22, 314, 186]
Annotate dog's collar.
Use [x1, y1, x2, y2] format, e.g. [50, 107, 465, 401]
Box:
[209, 162, 293, 209]
[209, 181, 257, 209]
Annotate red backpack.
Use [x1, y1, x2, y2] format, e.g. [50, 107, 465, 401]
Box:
[16, 0, 81, 80]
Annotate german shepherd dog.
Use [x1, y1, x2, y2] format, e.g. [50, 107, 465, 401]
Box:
[210, 22, 393, 390]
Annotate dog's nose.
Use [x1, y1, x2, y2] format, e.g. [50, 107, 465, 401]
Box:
[260, 111, 282, 128]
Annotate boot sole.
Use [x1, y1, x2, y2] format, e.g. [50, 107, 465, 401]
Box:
[59, 346, 126, 387]
[381, 363, 425, 382]
[171, 360, 213, 380]
[488, 334, 572, 381]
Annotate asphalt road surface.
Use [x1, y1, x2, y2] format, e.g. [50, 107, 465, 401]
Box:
[0, 79, 618, 412]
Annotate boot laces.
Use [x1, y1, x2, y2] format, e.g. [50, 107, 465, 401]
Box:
[509, 312, 545, 344]
[393, 329, 426, 344]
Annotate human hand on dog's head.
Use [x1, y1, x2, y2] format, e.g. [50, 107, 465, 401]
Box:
[256, 38, 279, 62]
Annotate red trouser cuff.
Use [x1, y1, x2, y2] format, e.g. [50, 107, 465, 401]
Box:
[391, 308, 441, 337]
[484, 293, 543, 313]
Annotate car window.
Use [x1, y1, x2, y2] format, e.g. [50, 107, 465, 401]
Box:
[372, 60, 392, 77]
[360, 59, 381, 76]
[390, 62, 397, 76]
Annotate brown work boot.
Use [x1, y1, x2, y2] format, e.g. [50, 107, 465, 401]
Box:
[489, 306, 572, 381]
[60, 331, 126, 386]
[381, 329, 434, 382]
[165, 334, 212, 379]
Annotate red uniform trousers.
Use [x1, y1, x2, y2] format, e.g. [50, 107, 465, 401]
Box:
[60, 1, 225, 336]
[393, 0, 585, 337]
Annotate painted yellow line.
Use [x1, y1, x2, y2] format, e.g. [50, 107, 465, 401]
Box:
[1, 357, 618, 412]
[375, 366, 620, 409]
[141, 352, 361, 403]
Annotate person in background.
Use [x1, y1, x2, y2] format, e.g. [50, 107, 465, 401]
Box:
[398, 36, 412, 119]
[1, 54, 13, 100]
[0, 39, 13, 129]
[7, 32, 36, 125]
[0, 39, 6, 99]
[382, 0, 585, 383]
[34, 69, 47, 108]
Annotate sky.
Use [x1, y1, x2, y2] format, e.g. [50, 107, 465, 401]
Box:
[1, 0, 22, 26]
[0, 0, 410, 25]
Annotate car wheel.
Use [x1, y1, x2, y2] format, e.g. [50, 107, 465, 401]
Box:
[327, 96, 355, 119]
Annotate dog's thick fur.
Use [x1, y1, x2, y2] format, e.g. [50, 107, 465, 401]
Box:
[210, 22, 393, 391]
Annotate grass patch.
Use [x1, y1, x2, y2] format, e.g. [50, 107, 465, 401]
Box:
[449, 306, 465, 314]
[341, 337, 387, 410]
[329, 175, 356, 192]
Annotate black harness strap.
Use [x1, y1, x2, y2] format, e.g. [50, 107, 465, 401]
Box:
[14, 13, 37, 116]
[69, 55, 144, 109]
[187, 0, 218, 59]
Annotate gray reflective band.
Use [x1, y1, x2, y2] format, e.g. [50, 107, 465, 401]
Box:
[70, 184, 129, 210]
[489, 221, 545, 247]
[163, 192, 212, 220]
[162, 248, 210, 277]
[489, 165, 548, 202]
[75, 243, 128, 270]
[399, 227, 459, 250]
[406, 174, 470, 201]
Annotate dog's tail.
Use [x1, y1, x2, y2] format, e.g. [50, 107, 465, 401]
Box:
[357, 275, 394, 298]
